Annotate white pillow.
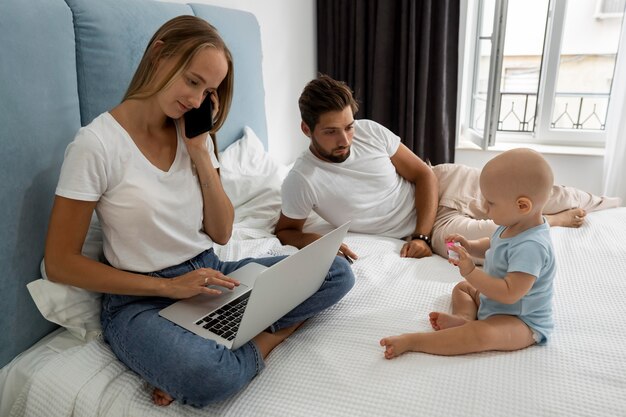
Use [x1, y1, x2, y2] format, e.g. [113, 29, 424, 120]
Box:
[28, 213, 103, 341]
[219, 126, 289, 239]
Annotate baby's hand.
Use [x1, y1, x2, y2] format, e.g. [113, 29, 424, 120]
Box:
[446, 242, 476, 277]
[445, 234, 469, 249]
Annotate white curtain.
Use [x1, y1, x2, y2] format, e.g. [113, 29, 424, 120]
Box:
[603, 20, 626, 204]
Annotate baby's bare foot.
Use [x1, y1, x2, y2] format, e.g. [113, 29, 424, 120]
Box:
[429, 311, 468, 330]
[380, 335, 414, 359]
[152, 388, 174, 406]
[546, 208, 586, 228]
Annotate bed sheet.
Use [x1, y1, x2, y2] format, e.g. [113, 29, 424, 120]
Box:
[0, 328, 85, 417]
[8, 208, 626, 417]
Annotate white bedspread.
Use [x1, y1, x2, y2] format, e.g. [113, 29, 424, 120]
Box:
[10, 209, 626, 417]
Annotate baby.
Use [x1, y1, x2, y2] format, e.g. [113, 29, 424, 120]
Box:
[380, 148, 556, 358]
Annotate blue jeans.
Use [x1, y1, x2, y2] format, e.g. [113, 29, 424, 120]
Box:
[100, 248, 354, 407]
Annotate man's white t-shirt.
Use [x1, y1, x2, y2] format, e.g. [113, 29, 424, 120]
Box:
[281, 119, 416, 238]
[56, 112, 219, 272]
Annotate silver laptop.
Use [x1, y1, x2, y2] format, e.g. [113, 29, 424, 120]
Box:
[159, 221, 350, 349]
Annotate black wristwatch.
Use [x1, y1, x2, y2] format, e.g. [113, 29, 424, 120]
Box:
[410, 233, 431, 247]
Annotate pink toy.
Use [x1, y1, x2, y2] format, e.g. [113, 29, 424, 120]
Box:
[446, 241, 462, 261]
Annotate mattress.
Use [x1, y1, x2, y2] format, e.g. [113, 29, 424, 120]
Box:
[7, 208, 626, 417]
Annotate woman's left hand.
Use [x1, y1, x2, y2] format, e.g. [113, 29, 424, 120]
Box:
[161, 267, 239, 299]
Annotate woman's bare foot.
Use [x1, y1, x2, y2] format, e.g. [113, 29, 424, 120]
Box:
[429, 312, 468, 331]
[152, 387, 174, 406]
[253, 322, 304, 359]
[546, 208, 586, 228]
[150, 323, 305, 406]
[380, 334, 417, 359]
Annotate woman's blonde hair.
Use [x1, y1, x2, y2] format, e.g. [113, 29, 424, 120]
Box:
[123, 15, 234, 133]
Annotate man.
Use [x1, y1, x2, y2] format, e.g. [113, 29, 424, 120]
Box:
[275, 75, 621, 260]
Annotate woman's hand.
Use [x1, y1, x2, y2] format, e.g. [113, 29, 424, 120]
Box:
[209, 90, 219, 121]
[162, 268, 240, 299]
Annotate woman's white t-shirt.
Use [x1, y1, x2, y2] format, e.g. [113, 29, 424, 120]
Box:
[280, 119, 417, 238]
[56, 112, 219, 272]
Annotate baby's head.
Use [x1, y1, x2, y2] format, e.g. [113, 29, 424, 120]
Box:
[479, 148, 553, 226]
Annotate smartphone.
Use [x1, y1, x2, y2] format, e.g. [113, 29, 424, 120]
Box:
[184, 96, 214, 138]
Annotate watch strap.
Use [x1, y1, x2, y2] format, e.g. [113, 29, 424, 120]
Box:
[410, 233, 431, 247]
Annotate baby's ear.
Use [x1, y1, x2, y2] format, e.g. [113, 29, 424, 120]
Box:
[517, 196, 533, 214]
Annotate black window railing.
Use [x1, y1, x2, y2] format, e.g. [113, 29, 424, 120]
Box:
[472, 92, 609, 133]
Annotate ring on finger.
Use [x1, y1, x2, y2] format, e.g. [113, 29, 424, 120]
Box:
[204, 277, 208, 285]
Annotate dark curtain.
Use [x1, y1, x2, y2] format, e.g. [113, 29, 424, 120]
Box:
[317, 0, 459, 164]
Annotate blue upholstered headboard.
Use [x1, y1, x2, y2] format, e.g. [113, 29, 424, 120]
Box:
[0, 0, 267, 368]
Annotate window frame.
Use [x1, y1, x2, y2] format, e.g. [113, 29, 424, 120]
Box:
[460, 0, 626, 150]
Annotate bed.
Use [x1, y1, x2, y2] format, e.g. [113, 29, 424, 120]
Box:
[2, 0, 626, 416]
[4, 129, 626, 416]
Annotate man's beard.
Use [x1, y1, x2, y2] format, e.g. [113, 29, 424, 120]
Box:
[310, 136, 351, 163]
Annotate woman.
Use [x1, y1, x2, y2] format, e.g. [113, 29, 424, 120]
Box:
[44, 15, 354, 408]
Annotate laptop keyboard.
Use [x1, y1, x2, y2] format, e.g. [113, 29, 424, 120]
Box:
[194, 291, 251, 341]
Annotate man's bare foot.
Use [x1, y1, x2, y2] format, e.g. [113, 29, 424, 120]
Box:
[429, 312, 468, 331]
[546, 208, 586, 228]
[152, 387, 174, 406]
[380, 334, 417, 359]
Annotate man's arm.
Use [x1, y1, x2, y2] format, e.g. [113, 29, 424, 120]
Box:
[275, 213, 358, 260]
[390, 143, 439, 258]
[275, 213, 319, 249]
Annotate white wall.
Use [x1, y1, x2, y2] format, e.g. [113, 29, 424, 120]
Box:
[166, 0, 316, 165]
[455, 149, 605, 194]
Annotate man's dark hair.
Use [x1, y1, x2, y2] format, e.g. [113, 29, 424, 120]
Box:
[298, 74, 359, 131]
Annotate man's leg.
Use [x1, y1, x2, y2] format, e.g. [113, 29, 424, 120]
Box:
[543, 185, 622, 227]
[431, 164, 623, 257]
[431, 206, 497, 259]
[431, 164, 496, 259]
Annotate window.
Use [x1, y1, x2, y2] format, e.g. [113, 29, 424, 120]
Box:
[461, 0, 626, 149]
